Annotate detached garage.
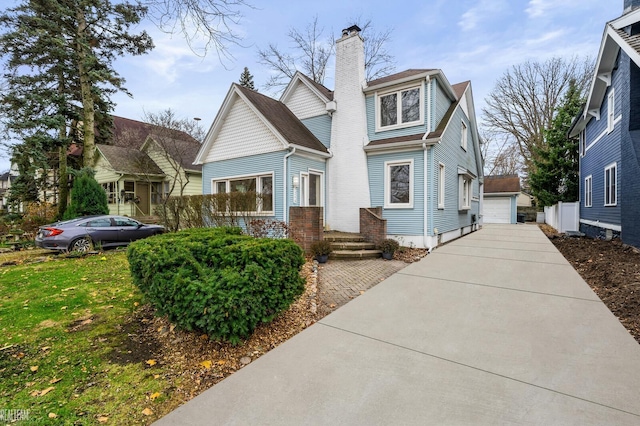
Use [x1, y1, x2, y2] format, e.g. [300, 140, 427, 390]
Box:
[482, 175, 520, 224]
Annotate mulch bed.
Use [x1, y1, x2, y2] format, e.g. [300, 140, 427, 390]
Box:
[540, 224, 640, 343]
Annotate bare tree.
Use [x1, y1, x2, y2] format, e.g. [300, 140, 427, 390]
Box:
[483, 56, 592, 175]
[145, 0, 251, 58]
[257, 16, 395, 93]
[482, 131, 523, 177]
[141, 109, 203, 227]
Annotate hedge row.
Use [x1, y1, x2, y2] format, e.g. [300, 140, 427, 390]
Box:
[127, 227, 306, 344]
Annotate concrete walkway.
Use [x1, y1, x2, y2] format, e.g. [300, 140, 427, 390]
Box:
[155, 224, 640, 425]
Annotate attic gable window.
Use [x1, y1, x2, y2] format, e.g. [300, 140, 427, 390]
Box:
[377, 85, 423, 131]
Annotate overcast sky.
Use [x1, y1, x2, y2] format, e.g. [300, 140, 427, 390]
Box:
[0, 0, 621, 172]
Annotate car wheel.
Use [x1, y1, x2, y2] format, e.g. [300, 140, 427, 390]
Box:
[70, 237, 93, 253]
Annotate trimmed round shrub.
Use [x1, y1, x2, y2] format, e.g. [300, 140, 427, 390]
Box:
[127, 227, 305, 344]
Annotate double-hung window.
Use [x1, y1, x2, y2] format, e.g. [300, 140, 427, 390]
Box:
[584, 175, 592, 208]
[384, 160, 413, 208]
[213, 174, 274, 213]
[458, 168, 474, 211]
[377, 85, 422, 130]
[604, 163, 617, 206]
[438, 163, 445, 209]
[607, 89, 615, 133]
[461, 121, 468, 151]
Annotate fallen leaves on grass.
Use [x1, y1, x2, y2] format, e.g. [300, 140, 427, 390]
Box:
[30, 386, 54, 397]
[141, 408, 153, 416]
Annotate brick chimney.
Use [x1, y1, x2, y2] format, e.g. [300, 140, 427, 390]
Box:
[326, 25, 371, 232]
[624, 0, 640, 13]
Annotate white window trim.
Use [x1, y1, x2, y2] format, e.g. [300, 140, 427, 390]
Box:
[211, 172, 275, 214]
[579, 130, 586, 157]
[438, 163, 445, 209]
[584, 175, 592, 208]
[384, 159, 414, 209]
[604, 163, 617, 207]
[299, 169, 324, 208]
[607, 89, 615, 133]
[458, 176, 472, 211]
[461, 121, 468, 151]
[375, 83, 424, 132]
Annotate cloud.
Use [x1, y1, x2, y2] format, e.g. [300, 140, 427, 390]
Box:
[458, 0, 509, 31]
[526, 0, 555, 18]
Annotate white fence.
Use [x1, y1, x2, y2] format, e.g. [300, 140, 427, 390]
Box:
[544, 201, 579, 233]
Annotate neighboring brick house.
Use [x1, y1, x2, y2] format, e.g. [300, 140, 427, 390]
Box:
[195, 26, 484, 249]
[482, 175, 520, 224]
[569, 0, 640, 245]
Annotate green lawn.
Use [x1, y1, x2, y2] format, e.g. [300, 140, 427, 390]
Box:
[0, 250, 175, 425]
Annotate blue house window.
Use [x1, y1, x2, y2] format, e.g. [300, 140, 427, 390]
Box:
[604, 163, 617, 206]
[384, 160, 413, 208]
[376, 85, 423, 131]
[213, 174, 274, 213]
[584, 175, 592, 207]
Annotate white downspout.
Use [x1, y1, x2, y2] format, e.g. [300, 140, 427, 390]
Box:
[283, 147, 296, 222]
[423, 143, 429, 250]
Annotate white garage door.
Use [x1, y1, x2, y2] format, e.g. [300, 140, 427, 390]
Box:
[484, 198, 511, 224]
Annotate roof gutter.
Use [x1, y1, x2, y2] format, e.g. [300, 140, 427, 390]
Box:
[283, 147, 296, 223]
[292, 144, 333, 158]
[364, 139, 439, 153]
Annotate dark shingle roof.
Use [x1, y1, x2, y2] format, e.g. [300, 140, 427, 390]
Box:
[367, 69, 435, 87]
[97, 144, 164, 175]
[235, 84, 329, 153]
[298, 73, 334, 101]
[484, 175, 521, 193]
[112, 116, 202, 171]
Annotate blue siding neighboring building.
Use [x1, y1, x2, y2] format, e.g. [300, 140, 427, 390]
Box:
[571, 5, 640, 247]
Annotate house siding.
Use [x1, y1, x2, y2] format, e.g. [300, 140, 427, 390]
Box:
[301, 115, 332, 148]
[580, 53, 623, 229]
[434, 79, 452, 126]
[202, 151, 286, 220]
[283, 82, 327, 119]
[367, 150, 425, 236]
[204, 96, 283, 163]
[621, 51, 640, 246]
[432, 107, 480, 234]
[145, 141, 202, 197]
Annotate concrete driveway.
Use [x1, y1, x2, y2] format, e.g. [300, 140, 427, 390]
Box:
[155, 224, 640, 425]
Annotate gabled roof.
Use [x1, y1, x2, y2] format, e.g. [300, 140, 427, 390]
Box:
[280, 72, 334, 103]
[111, 116, 198, 149]
[367, 69, 436, 88]
[96, 144, 164, 176]
[195, 84, 329, 164]
[143, 136, 202, 173]
[570, 8, 640, 136]
[364, 69, 458, 102]
[484, 175, 521, 194]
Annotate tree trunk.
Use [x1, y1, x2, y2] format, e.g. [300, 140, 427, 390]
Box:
[76, 8, 95, 168]
[58, 144, 68, 220]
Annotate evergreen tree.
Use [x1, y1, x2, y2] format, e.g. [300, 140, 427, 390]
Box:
[63, 168, 108, 219]
[530, 80, 584, 207]
[239, 66, 256, 90]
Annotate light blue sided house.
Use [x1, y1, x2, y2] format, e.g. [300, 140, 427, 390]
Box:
[194, 25, 483, 249]
[569, 0, 640, 247]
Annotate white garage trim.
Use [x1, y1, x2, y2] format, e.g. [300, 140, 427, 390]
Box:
[484, 197, 512, 224]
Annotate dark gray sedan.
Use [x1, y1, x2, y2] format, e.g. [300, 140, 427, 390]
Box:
[35, 215, 165, 252]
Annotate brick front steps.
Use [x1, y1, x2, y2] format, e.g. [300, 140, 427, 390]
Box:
[324, 231, 382, 260]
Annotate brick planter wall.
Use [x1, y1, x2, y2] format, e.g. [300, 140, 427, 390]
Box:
[289, 207, 323, 254]
[360, 207, 387, 246]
